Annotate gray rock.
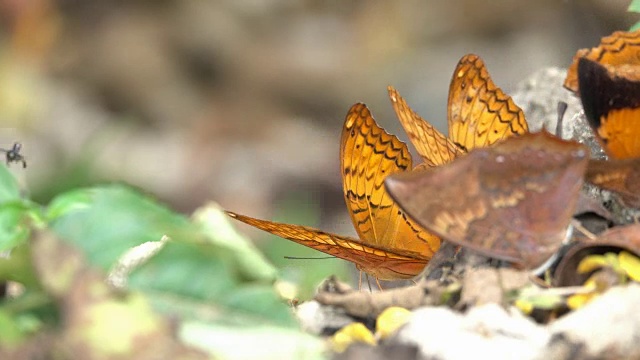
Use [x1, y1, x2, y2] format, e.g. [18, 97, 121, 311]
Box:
[511, 67, 605, 160]
[548, 284, 640, 359]
[391, 285, 640, 359]
[395, 304, 548, 360]
[295, 300, 354, 336]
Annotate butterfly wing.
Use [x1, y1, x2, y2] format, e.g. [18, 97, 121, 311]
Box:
[341, 103, 440, 259]
[565, 29, 640, 93]
[447, 54, 528, 151]
[577, 58, 640, 159]
[388, 86, 463, 167]
[226, 211, 429, 280]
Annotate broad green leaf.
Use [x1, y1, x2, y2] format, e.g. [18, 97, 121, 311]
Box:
[632, 22, 640, 31]
[218, 285, 296, 327]
[180, 322, 325, 360]
[0, 164, 21, 203]
[192, 203, 277, 282]
[129, 241, 237, 302]
[629, 0, 640, 13]
[0, 244, 38, 286]
[48, 185, 198, 270]
[0, 310, 24, 346]
[44, 188, 92, 221]
[130, 241, 295, 327]
[0, 202, 31, 251]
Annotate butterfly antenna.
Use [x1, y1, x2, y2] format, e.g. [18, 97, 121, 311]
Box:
[283, 256, 335, 260]
[556, 101, 568, 138]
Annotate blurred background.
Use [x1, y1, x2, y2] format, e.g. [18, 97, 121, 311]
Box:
[0, 0, 636, 294]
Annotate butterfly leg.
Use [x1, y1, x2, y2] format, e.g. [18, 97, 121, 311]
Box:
[375, 278, 384, 291]
[366, 273, 373, 292]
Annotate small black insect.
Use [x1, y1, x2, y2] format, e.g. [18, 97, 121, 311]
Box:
[0, 143, 26, 168]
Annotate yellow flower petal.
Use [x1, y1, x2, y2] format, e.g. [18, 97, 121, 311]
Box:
[619, 251, 640, 282]
[577, 254, 609, 274]
[566, 293, 595, 310]
[514, 299, 534, 314]
[330, 323, 376, 353]
[376, 307, 412, 340]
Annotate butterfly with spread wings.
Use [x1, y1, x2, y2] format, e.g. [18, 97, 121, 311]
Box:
[227, 103, 441, 286]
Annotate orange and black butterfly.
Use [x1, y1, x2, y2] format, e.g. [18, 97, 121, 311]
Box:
[447, 54, 529, 151]
[564, 28, 640, 94]
[577, 58, 640, 160]
[227, 104, 441, 283]
[577, 56, 640, 208]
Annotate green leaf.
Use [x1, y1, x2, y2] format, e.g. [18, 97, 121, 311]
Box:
[130, 241, 295, 327]
[192, 203, 277, 282]
[0, 310, 25, 346]
[632, 22, 640, 31]
[44, 188, 92, 221]
[219, 285, 296, 327]
[0, 243, 39, 286]
[629, 0, 640, 13]
[129, 241, 238, 301]
[0, 164, 21, 203]
[48, 185, 198, 270]
[180, 322, 325, 360]
[0, 202, 31, 251]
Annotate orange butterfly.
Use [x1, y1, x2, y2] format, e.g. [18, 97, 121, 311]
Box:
[564, 28, 640, 93]
[388, 54, 528, 168]
[385, 132, 589, 270]
[388, 86, 463, 167]
[227, 103, 441, 283]
[448, 54, 529, 151]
